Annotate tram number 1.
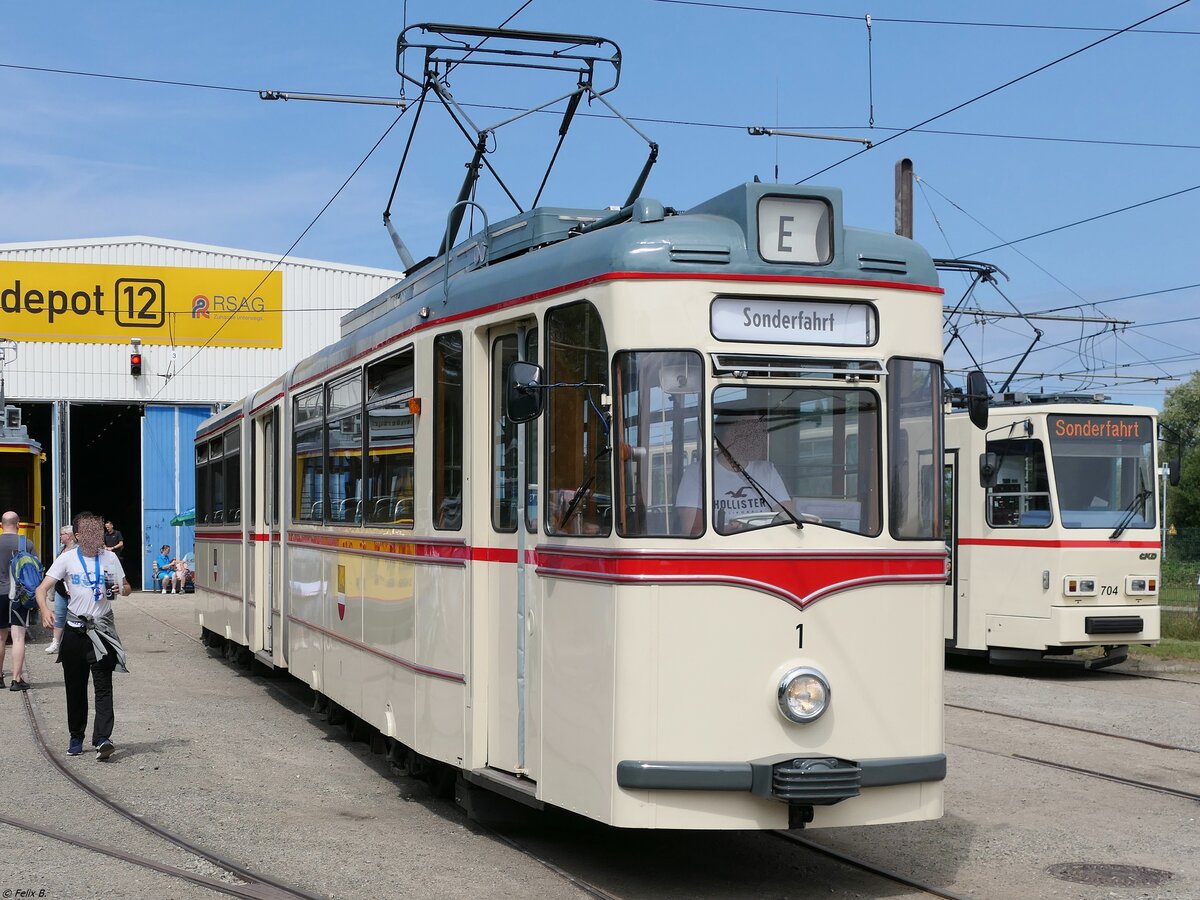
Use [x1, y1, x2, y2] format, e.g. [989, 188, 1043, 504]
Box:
[796, 623, 803, 649]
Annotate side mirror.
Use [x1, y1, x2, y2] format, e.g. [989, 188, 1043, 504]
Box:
[966, 370, 989, 430]
[506, 360, 545, 423]
[1169, 456, 1181, 487]
[979, 451, 999, 489]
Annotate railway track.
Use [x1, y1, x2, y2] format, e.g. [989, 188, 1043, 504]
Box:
[945, 702, 1199, 755]
[13, 690, 321, 900]
[948, 701, 1200, 804]
[773, 832, 970, 899]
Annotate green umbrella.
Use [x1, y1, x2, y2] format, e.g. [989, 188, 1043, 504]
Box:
[169, 509, 196, 526]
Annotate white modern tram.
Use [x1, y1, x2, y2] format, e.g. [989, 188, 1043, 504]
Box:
[192, 178, 972, 831]
[944, 396, 1162, 668]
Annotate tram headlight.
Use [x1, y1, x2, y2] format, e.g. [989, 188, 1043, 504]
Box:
[777, 667, 830, 724]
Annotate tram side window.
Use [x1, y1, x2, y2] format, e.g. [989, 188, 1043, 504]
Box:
[545, 302, 611, 537]
[888, 358, 943, 540]
[326, 373, 363, 524]
[195, 442, 210, 524]
[366, 349, 415, 527]
[434, 332, 464, 531]
[0, 457, 32, 517]
[492, 335, 520, 532]
[209, 438, 225, 524]
[524, 330, 539, 534]
[614, 350, 702, 537]
[224, 429, 241, 525]
[293, 387, 325, 522]
[985, 438, 1051, 528]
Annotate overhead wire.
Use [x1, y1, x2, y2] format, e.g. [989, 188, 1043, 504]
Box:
[646, 0, 1200, 35]
[796, 0, 1195, 183]
[149, 0, 540, 393]
[6, 65, 1200, 152]
[962, 181, 1200, 257]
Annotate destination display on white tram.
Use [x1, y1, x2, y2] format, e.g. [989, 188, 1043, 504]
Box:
[711, 297, 875, 345]
[1049, 415, 1149, 442]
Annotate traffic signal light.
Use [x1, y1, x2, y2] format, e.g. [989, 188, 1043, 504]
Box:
[130, 351, 142, 376]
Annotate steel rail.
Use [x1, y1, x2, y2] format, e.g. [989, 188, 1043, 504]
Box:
[20, 692, 322, 900]
[774, 831, 971, 899]
[0, 811, 288, 900]
[946, 702, 1199, 754]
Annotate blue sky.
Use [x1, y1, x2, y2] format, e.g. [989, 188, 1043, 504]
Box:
[3, 1, 1198, 409]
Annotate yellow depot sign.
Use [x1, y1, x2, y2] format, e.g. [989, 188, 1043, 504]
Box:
[0, 260, 283, 348]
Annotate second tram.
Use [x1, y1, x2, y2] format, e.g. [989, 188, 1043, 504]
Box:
[944, 396, 1161, 667]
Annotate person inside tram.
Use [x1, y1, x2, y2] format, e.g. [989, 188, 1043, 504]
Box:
[674, 415, 792, 536]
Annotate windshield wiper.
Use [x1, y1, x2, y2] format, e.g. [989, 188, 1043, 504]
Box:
[1110, 474, 1152, 540]
[714, 435, 804, 530]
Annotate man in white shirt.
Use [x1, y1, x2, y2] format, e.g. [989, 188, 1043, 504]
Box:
[675, 416, 792, 535]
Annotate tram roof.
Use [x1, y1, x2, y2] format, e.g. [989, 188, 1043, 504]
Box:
[272, 182, 936, 392]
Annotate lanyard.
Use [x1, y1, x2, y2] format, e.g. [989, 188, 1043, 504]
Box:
[77, 548, 102, 603]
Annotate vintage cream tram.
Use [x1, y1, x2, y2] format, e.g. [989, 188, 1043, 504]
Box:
[944, 397, 1161, 668]
[194, 178, 975, 830]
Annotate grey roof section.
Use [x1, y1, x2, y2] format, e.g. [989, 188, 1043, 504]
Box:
[289, 181, 939, 392]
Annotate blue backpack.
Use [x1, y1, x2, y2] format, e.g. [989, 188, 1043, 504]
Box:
[9, 537, 44, 611]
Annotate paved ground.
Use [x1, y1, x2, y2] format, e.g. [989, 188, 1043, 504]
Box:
[0, 593, 1196, 899]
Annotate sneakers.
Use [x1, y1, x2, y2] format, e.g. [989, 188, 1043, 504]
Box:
[96, 739, 115, 761]
[67, 738, 84, 756]
[45, 640, 60, 654]
[8, 679, 29, 691]
[161, 587, 167, 594]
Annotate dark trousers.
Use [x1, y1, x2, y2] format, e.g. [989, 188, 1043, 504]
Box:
[60, 626, 115, 745]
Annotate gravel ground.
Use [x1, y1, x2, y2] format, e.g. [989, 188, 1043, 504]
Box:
[2, 594, 1196, 899]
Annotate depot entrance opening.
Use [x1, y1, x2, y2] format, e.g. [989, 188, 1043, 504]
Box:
[70, 403, 143, 585]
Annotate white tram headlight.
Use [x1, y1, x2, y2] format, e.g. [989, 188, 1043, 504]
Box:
[777, 667, 830, 724]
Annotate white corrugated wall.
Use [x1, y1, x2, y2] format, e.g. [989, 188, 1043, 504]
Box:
[0, 236, 404, 404]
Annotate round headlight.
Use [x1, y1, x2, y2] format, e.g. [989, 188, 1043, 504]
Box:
[777, 667, 830, 723]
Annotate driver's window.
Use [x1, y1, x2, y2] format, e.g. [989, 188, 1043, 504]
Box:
[545, 301, 610, 536]
[985, 438, 1051, 528]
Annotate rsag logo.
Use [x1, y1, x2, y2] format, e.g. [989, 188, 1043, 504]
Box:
[191, 295, 210, 318]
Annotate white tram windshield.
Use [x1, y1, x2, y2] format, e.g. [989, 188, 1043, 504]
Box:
[1047, 414, 1155, 530]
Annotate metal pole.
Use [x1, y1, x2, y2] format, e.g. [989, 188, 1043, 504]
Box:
[895, 158, 913, 238]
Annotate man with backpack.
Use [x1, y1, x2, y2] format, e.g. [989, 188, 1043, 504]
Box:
[0, 510, 42, 691]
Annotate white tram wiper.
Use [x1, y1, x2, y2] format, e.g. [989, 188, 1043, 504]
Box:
[714, 436, 804, 530]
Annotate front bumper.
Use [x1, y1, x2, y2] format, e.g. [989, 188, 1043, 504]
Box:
[616, 753, 946, 805]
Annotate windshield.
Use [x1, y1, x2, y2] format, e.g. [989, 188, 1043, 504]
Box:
[682, 384, 880, 536]
[1048, 414, 1155, 530]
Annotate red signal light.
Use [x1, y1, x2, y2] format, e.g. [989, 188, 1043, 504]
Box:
[130, 352, 143, 376]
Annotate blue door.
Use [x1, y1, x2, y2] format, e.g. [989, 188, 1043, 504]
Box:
[142, 405, 211, 589]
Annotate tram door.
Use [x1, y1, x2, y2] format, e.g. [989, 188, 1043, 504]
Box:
[252, 409, 279, 659]
[484, 325, 541, 778]
[943, 451, 959, 646]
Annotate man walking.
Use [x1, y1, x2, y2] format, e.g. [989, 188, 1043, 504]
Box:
[35, 512, 130, 760]
[0, 510, 31, 690]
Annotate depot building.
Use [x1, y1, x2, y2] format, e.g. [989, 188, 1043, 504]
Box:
[0, 236, 403, 586]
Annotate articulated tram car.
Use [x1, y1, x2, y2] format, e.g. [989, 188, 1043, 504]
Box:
[195, 181, 962, 830]
[944, 398, 1161, 667]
